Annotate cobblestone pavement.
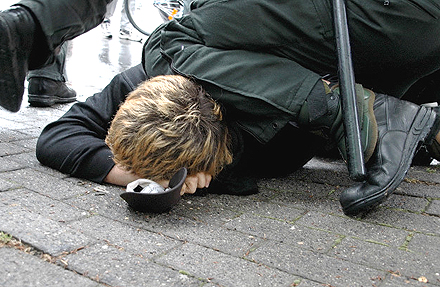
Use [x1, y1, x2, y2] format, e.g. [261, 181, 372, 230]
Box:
[1, 25, 440, 287]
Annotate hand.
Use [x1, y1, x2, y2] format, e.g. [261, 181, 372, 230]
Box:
[104, 164, 140, 186]
[180, 172, 212, 195]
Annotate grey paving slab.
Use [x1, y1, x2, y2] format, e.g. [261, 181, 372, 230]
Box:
[382, 193, 430, 213]
[362, 208, 440, 236]
[0, 118, 33, 130]
[63, 242, 202, 287]
[15, 126, 47, 138]
[182, 188, 280, 216]
[223, 212, 340, 253]
[171, 194, 244, 225]
[155, 242, 300, 287]
[143, 214, 262, 257]
[3, 151, 62, 176]
[247, 240, 385, 287]
[0, 177, 20, 191]
[426, 199, 440, 216]
[295, 211, 411, 247]
[64, 185, 142, 220]
[396, 181, 440, 199]
[0, 247, 101, 287]
[406, 233, 440, 256]
[0, 155, 26, 172]
[381, 273, 437, 287]
[268, 180, 344, 214]
[0, 188, 88, 222]
[174, 195, 305, 225]
[407, 165, 440, 185]
[0, 168, 90, 199]
[12, 137, 38, 149]
[331, 236, 440, 285]
[0, 142, 30, 156]
[0, 204, 95, 256]
[0, 127, 34, 142]
[67, 215, 182, 258]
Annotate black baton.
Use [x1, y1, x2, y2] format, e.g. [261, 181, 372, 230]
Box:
[332, 0, 366, 181]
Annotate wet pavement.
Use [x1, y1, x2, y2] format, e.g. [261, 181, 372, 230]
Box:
[1, 7, 440, 287]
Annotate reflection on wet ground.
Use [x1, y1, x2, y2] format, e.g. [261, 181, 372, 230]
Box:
[0, 0, 161, 103]
[66, 27, 145, 101]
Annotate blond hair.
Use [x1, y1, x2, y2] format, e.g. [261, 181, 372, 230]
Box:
[105, 75, 233, 181]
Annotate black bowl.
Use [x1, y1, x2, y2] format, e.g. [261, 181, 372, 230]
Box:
[120, 167, 187, 213]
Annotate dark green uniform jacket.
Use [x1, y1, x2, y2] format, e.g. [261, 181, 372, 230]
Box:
[142, 0, 440, 144]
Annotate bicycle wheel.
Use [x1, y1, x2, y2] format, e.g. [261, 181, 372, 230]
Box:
[124, 0, 164, 36]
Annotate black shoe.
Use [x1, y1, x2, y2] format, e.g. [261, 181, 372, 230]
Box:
[28, 78, 77, 107]
[340, 94, 438, 216]
[0, 7, 35, 112]
[425, 107, 440, 161]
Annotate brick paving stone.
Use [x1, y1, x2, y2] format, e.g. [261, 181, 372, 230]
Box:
[0, 177, 20, 191]
[3, 152, 61, 176]
[406, 233, 440, 256]
[12, 135, 37, 147]
[0, 205, 95, 256]
[396, 182, 440, 199]
[407, 165, 440, 185]
[0, 156, 25, 172]
[155, 242, 300, 287]
[426, 200, 440, 216]
[0, 142, 30, 156]
[0, 168, 90, 199]
[0, 118, 32, 130]
[296, 211, 411, 247]
[64, 186, 143, 221]
[381, 273, 437, 287]
[331, 236, 440, 284]
[362, 208, 440, 236]
[177, 197, 305, 223]
[63, 242, 202, 287]
[248, 240, 384, 286]
[269, 180, 344, 214]
[382, 194, 430, 213]
[0, 128, 34, 142]
[15, 127, 46, 138]
[0, 188, 88, 222]
[187, 189, 280, 214]
[172, 194, 244, 225]
[67, 215, 182, 257]
[223, 213, 340, 253]
[0, 247, 101, 287]
[143, 214, 262, 257]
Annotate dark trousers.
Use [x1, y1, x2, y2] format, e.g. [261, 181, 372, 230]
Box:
[27, 42, 68, 82]
[181, 0, 440, 100]
[17, 0, 111, 67]
[16, 0, 440, 103]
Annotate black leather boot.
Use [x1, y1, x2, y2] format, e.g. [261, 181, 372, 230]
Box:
[0, 7, 36, 112]
[425, 107, 440, 161]
[340, 94, 438, 216]
[28, 78, 77, 107]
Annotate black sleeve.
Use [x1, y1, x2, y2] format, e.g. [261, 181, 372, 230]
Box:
[36, 64, 147, 183]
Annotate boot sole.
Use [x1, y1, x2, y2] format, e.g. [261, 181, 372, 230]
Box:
[0, 16, 25, 112]
[28, 94, 77, 107]
[342, 106, 437, 215]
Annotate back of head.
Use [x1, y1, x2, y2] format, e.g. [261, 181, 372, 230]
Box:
[106, 75, 232, 181]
